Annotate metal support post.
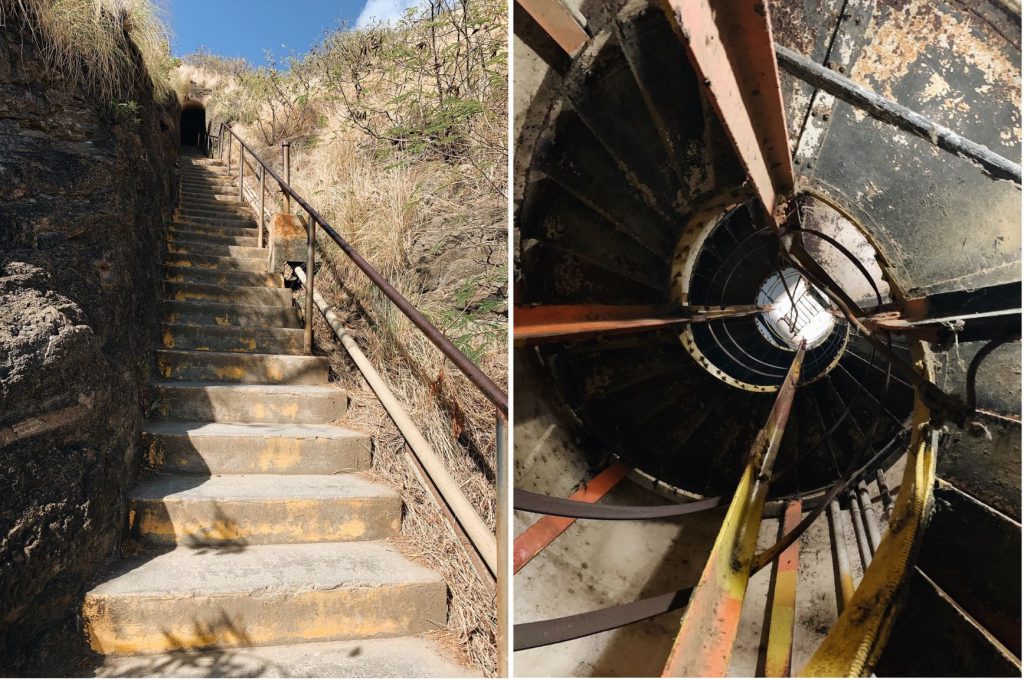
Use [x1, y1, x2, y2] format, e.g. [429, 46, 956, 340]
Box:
[304, 211, 315, 354]
[258, 165, 266, 249]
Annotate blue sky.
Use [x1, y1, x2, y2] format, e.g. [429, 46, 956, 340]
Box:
[166, 0, 423, 65]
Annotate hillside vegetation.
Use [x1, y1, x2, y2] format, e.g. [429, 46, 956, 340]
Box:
[172, 1, 507, 672]
[0, 0, 171, 99]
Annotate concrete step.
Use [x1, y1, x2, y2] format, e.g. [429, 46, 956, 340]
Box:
[168, 229, 259, 248]
[169, 220, 257, 237]
[161, 322, 304, 354]
[129, 473, 400, 545]
[163, 266, 281, 288]
[156, 349, 329, 385]
[171, 220, 258, 238]
[142, 421, 370, 474]
[177, 204, 250, 221]
[173, 212, 256, 228]
[179, 176, 237, 186]
[167, 240, 265, 259]
[163, 281, 291, 306]
[180, 182, 237, 195]
[92, 636, 473, 678]
[148, 381, 346, 423]
[82, 542, 446, 654]
[163, 253, 268, 272]
[181, 191, 242, 204]
[183, 164, 231, 175]
[179, 177, 234, 190]
[163, 300, 300, 328]
[183, 158, 225, 168]
[177, 196, 248, 209]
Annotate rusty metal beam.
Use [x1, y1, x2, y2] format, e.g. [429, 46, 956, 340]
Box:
[800, 344, 939, 676]
[661, 342, 805, 677]
[861, 309, 1021, 345]
[761, 499, 802, 678]
[514, 0, 589, 56]
[514, 303, 766, 345]
[664, 0, 795, 228]
[513, 462, 629, 574]
[775, 45, 1022, 184]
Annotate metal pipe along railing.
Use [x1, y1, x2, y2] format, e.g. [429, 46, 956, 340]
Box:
[293, 265, 498, 574]
[218, 124, 508, 416]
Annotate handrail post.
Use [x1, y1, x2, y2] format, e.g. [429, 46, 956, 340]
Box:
[282, 141, 291, 214]
[496, 411, 508, 677]
[258, 165, 266, 250]
[226, 134, 232, 174]
[238, 144, 245, 203]
[304, 211, 315, 354]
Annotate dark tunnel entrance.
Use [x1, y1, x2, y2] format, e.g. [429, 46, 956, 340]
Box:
[181, 102, 206, 147]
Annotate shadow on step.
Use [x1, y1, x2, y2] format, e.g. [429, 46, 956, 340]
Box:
[97, 614, 284, 678]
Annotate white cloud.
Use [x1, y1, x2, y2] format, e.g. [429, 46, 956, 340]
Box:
[355, 0, 424, 27]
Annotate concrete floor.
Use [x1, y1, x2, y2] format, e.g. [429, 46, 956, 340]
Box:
[513, 350, 896, 676]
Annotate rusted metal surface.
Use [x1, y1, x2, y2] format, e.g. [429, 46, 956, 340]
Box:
[787, 0, 875, 175]
[513, 303, 766, 345]
[876, 568, 1022, 677]
[761, 499, 802, 677]
[515, 587, 694, 651]
[917, 480, 1022, 656]
[664, 0, 795, 226]
[776, 44, 1022, 183]
[938, 414, 1021, 520]
[661, 343, 804, 677]
[860, 309, 1022, 345]
[902, 281, 1021, 322]
[515, 0, 588, 56]
[304, 211, 315, 354]
[513, 462, 628, 573]
[800, 343, 937, 676]
[804, 0, 1020, 299]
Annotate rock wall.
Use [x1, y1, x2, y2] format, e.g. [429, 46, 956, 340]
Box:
[0, 18, 178, 675]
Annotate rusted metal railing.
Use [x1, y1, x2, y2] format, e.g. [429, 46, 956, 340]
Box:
[212, 123, 509, 674]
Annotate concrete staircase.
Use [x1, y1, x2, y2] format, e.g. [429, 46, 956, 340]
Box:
[82, 151, 470, 677]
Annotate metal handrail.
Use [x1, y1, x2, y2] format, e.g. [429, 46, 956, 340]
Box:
[212, 123, 509, 675]
[217, 123, 508, 415]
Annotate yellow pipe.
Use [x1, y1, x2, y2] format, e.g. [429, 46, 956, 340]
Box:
[800, 342, 937, 676]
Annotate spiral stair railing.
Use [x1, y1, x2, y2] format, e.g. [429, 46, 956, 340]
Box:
[511, 0, 1022, 675]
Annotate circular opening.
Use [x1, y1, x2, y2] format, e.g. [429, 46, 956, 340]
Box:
[755, 268, 837, 350]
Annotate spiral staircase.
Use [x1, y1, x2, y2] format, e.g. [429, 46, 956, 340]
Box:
[512, 0, 1020, 675]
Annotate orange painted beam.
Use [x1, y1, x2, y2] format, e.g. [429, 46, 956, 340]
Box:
[513, 462, 629, 573]
[515, 0, 589, 56]
[661, 343, 805, 677]
[762, 499, 803, 677]
[664, 0, 794, 228]
[514, 304, 766, 345]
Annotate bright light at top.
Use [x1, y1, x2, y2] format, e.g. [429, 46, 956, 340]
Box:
[756, 268, 836, 350]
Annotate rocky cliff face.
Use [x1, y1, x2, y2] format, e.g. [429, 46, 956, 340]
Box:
[0, 19, 178, 674]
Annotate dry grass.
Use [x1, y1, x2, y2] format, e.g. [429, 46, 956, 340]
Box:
[187, 6, 507, 670]
[275, 132, 505, 675]
[1, 0, 172, 100]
